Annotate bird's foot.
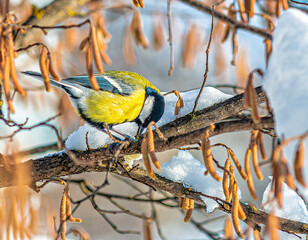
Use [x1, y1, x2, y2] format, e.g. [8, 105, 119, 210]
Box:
[123, 134, 137, 142]
[108, 142, 120, 155]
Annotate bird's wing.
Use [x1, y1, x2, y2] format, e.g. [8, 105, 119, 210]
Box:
[64, 75, 134, 96]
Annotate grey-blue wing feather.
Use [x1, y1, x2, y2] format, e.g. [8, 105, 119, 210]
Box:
[64, 75, 133, 95]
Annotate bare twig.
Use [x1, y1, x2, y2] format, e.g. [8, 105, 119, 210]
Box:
[14, 0, 93, 47]
[189, 216, 222, 239]
[191, 5, 215, 114]
[0, 114, 61, 140]
[150, 190, 167, 240]
[99, 213, 140, 235]
[178, 0, 272, 40]
[288, 0, 308, 6]
[167, 0, 174, 76]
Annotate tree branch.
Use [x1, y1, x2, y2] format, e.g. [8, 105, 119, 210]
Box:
[0, 116, 273, 188]
[0, 86, 268, 188]
[15, 0, 92, 48]
[4, 139, 308, 236]
[178, 0, 272, 40]
[160, 86, 265, 139]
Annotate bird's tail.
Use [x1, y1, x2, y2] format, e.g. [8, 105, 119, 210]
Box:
[21, 71, 64, 88]
[22, 71, 83, 98]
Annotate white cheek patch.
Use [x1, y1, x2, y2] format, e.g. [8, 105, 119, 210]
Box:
[104, 76, 123, 93]
[139, 96, 155, 123]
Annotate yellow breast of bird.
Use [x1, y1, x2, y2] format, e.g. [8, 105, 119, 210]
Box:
[81, 88, 145, 125]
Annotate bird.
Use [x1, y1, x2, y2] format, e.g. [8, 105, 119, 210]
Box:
[22, 70, 165, 140]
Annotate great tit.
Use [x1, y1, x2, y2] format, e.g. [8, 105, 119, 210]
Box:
[22, 71, 165, 139]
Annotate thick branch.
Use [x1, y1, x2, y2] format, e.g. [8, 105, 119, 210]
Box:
[160, 116, 273, 151]
[2, 137, 308, 236]
[179, 0, 272, 40]
[160, 86, 265, 138]
[0, 117, 273, 188]
[239, 204, 308, 235]
[0, 87, 268, 188]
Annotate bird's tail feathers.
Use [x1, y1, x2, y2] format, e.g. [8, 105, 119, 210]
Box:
[22, 71, 83, 98]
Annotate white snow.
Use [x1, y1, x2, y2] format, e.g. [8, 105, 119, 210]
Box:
[157, 87, 232, 127]
[262, 178, 308, 223]
[65, 122, 138, 151]
[263, 9, 308, 190]
[65, 87, 232, 150]
[161, 150, 240, 213]
[263, 9, 308, 140]
[262, 178, 308, 239]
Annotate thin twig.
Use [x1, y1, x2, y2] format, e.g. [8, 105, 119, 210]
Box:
[288, 0, 308, 6]
[167, 0, 174, 76]
[179, 0, 272, 40]
[187, 216, 222, 240]
[72, 179, 178, 208]
[13, 19, 91, 42]
[109, 198, 150, 219]
[99, 212, 140, 234]
[191, 5, 215, 114]
[112, 175, 145, 194]
[0, 114, 61, 140]
[6, 142, 58, 157]
[150, 190, 167, 240]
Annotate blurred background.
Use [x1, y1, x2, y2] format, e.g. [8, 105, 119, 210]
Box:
[0, 0, 294, 238]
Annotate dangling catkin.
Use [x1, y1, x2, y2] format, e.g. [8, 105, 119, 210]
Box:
[141, 137, 155, 179]
[231, 182, 245, 238]
[228, 149, 248, 180]
[223, 157, 231, 198]
[201, 135, 221, 181]
[294, 141, 306, 187]
[245, 148, 258, 200]
[147, 126, 161, 169]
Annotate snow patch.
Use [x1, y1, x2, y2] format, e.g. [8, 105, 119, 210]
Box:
[262, 177, 308, 239]
[161, 150, 240, 212]
[263, 9, 308, 195]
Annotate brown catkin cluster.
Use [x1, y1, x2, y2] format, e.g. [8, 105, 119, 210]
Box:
[244, 69, 264, 124]
[132, 0, 145, 8]
[294, 140, 306, 187]
[130, 10, 148, 49]
[182, 24, 204, 69]
[79, 17, 111, 91]
[163, 90, 184, 116]
[221, 154, 247, 238]
[179, 197, 195, 223]
[201, 131, 221, 182]
[141, 122, 166, 179]
[266, 134, 306, 208]
[244, 130, 265, 201]
[0, 13, 26, 113]
[59, 188, 82, 240]
[231, 182, 246, 238]
[38, 46, 61, 91]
